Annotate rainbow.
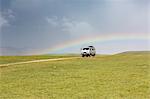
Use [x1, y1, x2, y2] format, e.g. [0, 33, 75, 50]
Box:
[28, 33, 150, 55]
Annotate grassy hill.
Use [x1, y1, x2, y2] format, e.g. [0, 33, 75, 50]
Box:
[0, 51, 150, 98]
[117, 51, 150, 55]
[0, 54, 79, 64]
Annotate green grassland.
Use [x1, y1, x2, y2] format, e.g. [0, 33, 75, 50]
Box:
[0, 52, 150, 99]
[0, 54, 78, 64]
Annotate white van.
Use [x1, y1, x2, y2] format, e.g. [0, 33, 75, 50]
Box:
[81, 46, 96, 57]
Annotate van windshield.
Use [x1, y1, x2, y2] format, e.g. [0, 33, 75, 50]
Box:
[83, 48, 89, 50]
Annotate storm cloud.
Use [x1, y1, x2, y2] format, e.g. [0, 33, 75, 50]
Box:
[0, 0, 149, 55]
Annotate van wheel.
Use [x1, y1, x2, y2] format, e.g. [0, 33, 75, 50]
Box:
[86, 55, 89, 57]
[82, 55, 85, 57]
[92, 54, 95, 57]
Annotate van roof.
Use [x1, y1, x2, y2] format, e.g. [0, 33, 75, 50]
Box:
[81, 46, 95, 49]
[88, 46, 93, 47]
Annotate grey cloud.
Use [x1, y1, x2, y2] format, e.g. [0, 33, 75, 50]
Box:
[62, 19, 96, 38]
[0, 13, 8, 32]
[46, 16, 96, 38]
[0, 0, 149, 55]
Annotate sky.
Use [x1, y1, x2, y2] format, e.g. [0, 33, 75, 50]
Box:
[0, 0, 150, 55]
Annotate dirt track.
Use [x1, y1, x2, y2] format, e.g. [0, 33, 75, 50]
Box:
[0, 57, 79, 67]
